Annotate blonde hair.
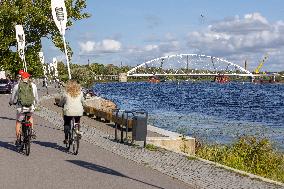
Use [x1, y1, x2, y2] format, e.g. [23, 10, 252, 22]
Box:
[65, 80, 81, 97]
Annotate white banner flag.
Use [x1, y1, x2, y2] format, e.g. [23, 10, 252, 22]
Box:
[51, 0, 71, 79]
[52, 57, 58, 77]
[38, 52, 44, 64]
[47, 63, 51, 74]
[43, 64, 47, 76]
[51, 0, 67, 36]
[15, 25, 25, 61]
[38, 52, 47, 77]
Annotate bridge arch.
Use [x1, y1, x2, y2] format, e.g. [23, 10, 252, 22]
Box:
[127, 54, 253, 77]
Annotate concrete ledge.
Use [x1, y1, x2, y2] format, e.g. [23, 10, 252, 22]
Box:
[147, 136, 195, 155]
[147, 125, 181, 138]
[147, 124, 195, 155]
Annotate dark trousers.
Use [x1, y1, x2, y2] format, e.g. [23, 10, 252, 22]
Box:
[63, 116, 81, 140]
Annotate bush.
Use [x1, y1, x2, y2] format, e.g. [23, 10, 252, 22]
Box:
[196, 136, 284, 182]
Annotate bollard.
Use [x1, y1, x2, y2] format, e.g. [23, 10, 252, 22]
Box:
[112, 109, 120, 141]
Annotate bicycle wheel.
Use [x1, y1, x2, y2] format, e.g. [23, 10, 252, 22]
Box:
[66, 118, 75, 151]
[18, 133, 24, 152]
[19, 124, 27, 153]
[72, 128, 79, 155]
[25, 127, 31, 156]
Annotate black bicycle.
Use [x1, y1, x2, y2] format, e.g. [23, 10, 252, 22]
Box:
[66, 118, 81, 155]
[19, 112, 32, 156]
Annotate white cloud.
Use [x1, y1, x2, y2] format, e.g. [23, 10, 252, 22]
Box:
[101, 39, 121, 51]
[144, 44, 158, 51]
[210, 13, 271, 34]
[244, 12, 268, 24]
[119, 40, 183, 66]
[185, 12, 284, 70]
[79, 39, 122, 54]
[165, 33, 177, 41]
[79, 41, 95, 53]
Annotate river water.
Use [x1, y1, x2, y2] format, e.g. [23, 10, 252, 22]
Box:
[93, 81, 284, 150]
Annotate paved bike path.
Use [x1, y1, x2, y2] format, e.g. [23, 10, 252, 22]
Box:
[0, 94, 191, 189]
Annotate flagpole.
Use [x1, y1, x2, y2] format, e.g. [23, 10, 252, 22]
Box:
[62, 34, 71, 80]
[23, 56, 27, 72]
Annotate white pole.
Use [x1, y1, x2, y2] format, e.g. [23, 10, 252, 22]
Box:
[62, 35, 71, 79]
[22, 58, 25, 71]
[23, 56, 27, 72]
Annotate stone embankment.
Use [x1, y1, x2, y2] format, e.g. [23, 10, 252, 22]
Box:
[85, 96, 116, 112]
[84, 96, 116, 123]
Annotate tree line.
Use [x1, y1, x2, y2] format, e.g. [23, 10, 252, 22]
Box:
[56, 61, 131, 87]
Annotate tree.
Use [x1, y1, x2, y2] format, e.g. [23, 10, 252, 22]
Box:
[57, 61, 68, 81]
[0, 0, 90, 77]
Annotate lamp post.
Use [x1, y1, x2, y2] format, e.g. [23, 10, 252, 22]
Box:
[51, 0, 71, 79]
[15, 25, 27, 71]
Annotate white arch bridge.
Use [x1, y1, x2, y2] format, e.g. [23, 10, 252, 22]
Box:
[126, 54, 254, 78]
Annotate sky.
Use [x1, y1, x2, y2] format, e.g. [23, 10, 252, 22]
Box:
[42, 0, 284, 72]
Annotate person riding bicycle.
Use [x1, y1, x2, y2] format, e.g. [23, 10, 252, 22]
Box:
[9, 71, 38, 145]
[59, 80, 84, 144]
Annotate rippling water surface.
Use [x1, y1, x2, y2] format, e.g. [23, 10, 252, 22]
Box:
[93, 81, 284, 150]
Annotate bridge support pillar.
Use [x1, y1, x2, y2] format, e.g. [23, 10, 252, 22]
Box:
[119, 73, 127, 82]
[250, 76, 254, 82]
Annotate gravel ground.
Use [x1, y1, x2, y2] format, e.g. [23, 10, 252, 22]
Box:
[36, 93, 284, 189]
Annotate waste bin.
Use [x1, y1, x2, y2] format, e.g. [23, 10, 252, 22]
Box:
[132, 111, 148, 146]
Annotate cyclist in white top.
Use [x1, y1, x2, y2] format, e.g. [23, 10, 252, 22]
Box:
[59, 80, 84, 144]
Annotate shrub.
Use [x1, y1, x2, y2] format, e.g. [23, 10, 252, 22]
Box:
[196, 136, 284, 182]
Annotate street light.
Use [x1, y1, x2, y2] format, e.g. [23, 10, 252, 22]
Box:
[51, 0, 71, 79]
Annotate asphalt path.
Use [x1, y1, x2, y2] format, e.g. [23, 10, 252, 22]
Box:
[0, 94, 192, 189]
